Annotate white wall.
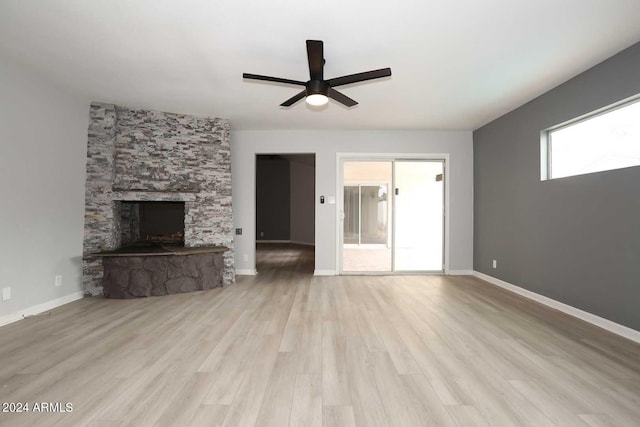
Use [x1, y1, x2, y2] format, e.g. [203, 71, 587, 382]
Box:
[232, 130, 473, 274]
[289, 157, 315, 245]
[0, 54, 88, 321]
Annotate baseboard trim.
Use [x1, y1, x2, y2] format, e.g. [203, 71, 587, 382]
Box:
[0, 291, 84, 328]
[472, 271, 640, 344]
[448, 270, 474, 275]
[256, 240, 315, 247]
[236, 269, 258, 276]
[314, 270, 337, 276]
[289, 240, 315, 246]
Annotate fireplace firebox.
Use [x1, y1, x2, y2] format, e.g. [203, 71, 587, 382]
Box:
[118, 201, 185, 247]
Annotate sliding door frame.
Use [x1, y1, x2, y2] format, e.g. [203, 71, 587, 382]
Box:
[393, 158, 445, 272]
[336, 152, 450, 275]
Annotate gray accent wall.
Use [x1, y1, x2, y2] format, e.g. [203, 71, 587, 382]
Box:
[290, 155, 316, 245]
[474, 42, 640, 331]
[256, 156, 291, 241]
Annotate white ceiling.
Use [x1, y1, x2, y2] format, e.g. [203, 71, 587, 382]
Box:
[1, 0, 639, 130]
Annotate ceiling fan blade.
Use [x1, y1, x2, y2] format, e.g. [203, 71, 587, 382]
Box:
[306, 40, 324, 81]
[280, 90, 307, 107]
[328, 88, 358, 107]
[243, 73, 306, 86]
[326, 68, 391, 87]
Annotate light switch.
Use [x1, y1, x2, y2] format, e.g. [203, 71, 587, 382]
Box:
[328, 196, 336, 204]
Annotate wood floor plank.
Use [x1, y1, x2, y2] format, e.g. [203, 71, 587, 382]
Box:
[86, 422, 123, 427]
[578, 413, 625, 427]
[369, 309, 421, 375]
[290, 374, 322, 427]
[344, 336, 389, 427]
[399, 374, 458, 426]
[0, 243, 638, 427]
[220, 334, 281, 427]
[254, 351, 299, 427]
[297, 308, 323, 375]
[371, 351, 448, 427]
[430, 378, 469, 406]
[153, 372, 216, 427]
[351, 306, 386, 353]
[187, 404, 229, 427]
[279, 285, 307, 352]
[508, 379, 590, 427]
[446, 405, 491, 427]
[321, 320, 351, 406]
[322, 406, 356, 427]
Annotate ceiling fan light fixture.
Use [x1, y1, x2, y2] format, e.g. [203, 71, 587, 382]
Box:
[306, 93, 329, 106]
[305, 79, 329, 106]
[243, 40, 392, 108]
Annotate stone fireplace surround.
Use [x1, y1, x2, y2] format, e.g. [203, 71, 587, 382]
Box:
[82, 103, 234, 296]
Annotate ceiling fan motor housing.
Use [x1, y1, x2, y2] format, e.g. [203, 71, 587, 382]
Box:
[306, 79, 329, 97]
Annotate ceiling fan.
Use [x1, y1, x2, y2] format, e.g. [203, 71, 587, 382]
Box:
[243, 40, 392, 108]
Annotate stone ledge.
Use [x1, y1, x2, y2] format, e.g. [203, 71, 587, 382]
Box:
[112, 191, 198, 202]
[93, 244, 229, 257]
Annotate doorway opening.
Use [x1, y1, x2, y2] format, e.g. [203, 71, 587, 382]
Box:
[339, 157, 446, 274]
[255, 154, 316, 274]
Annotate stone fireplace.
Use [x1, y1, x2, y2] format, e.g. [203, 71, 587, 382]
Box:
[82, 103, 234, 296]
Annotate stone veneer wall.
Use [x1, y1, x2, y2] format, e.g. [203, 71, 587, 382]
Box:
[82, 103, 233, 295]
[118, 202, 140, 246]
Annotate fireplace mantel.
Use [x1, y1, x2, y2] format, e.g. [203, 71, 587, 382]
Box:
[94, 244, 229, 257]
[112, 191, 197, 202]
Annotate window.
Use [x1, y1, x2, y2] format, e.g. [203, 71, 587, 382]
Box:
[542, 96, 640, 180]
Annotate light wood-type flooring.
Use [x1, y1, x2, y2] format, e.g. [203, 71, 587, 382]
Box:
[1, 243, 639, 426]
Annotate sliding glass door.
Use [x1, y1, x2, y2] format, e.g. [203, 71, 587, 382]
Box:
[394, 160, 444, 271]
[341, 159, 444, 273]
[342, 162, 392, 272]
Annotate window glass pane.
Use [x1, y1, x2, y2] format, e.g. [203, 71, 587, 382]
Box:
[394, 161, 444, 271]
[360, 186, 388, 245]
[342, 161, 392, 272]
[343, 186, 360, 244]
[549, 98, 640, 179]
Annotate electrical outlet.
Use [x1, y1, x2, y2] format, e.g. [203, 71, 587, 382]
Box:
[235, 228, 242, 235]
[2, 287, 11, 301]
[492, 259, 497, 269]
[243, 254, 248, 262]
[55, 275, 62, 287]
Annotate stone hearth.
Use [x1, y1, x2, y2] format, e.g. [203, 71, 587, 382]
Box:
[101, 249, 227, 298]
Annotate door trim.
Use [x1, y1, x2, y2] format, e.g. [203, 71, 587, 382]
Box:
[336, 153, 451, 275]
